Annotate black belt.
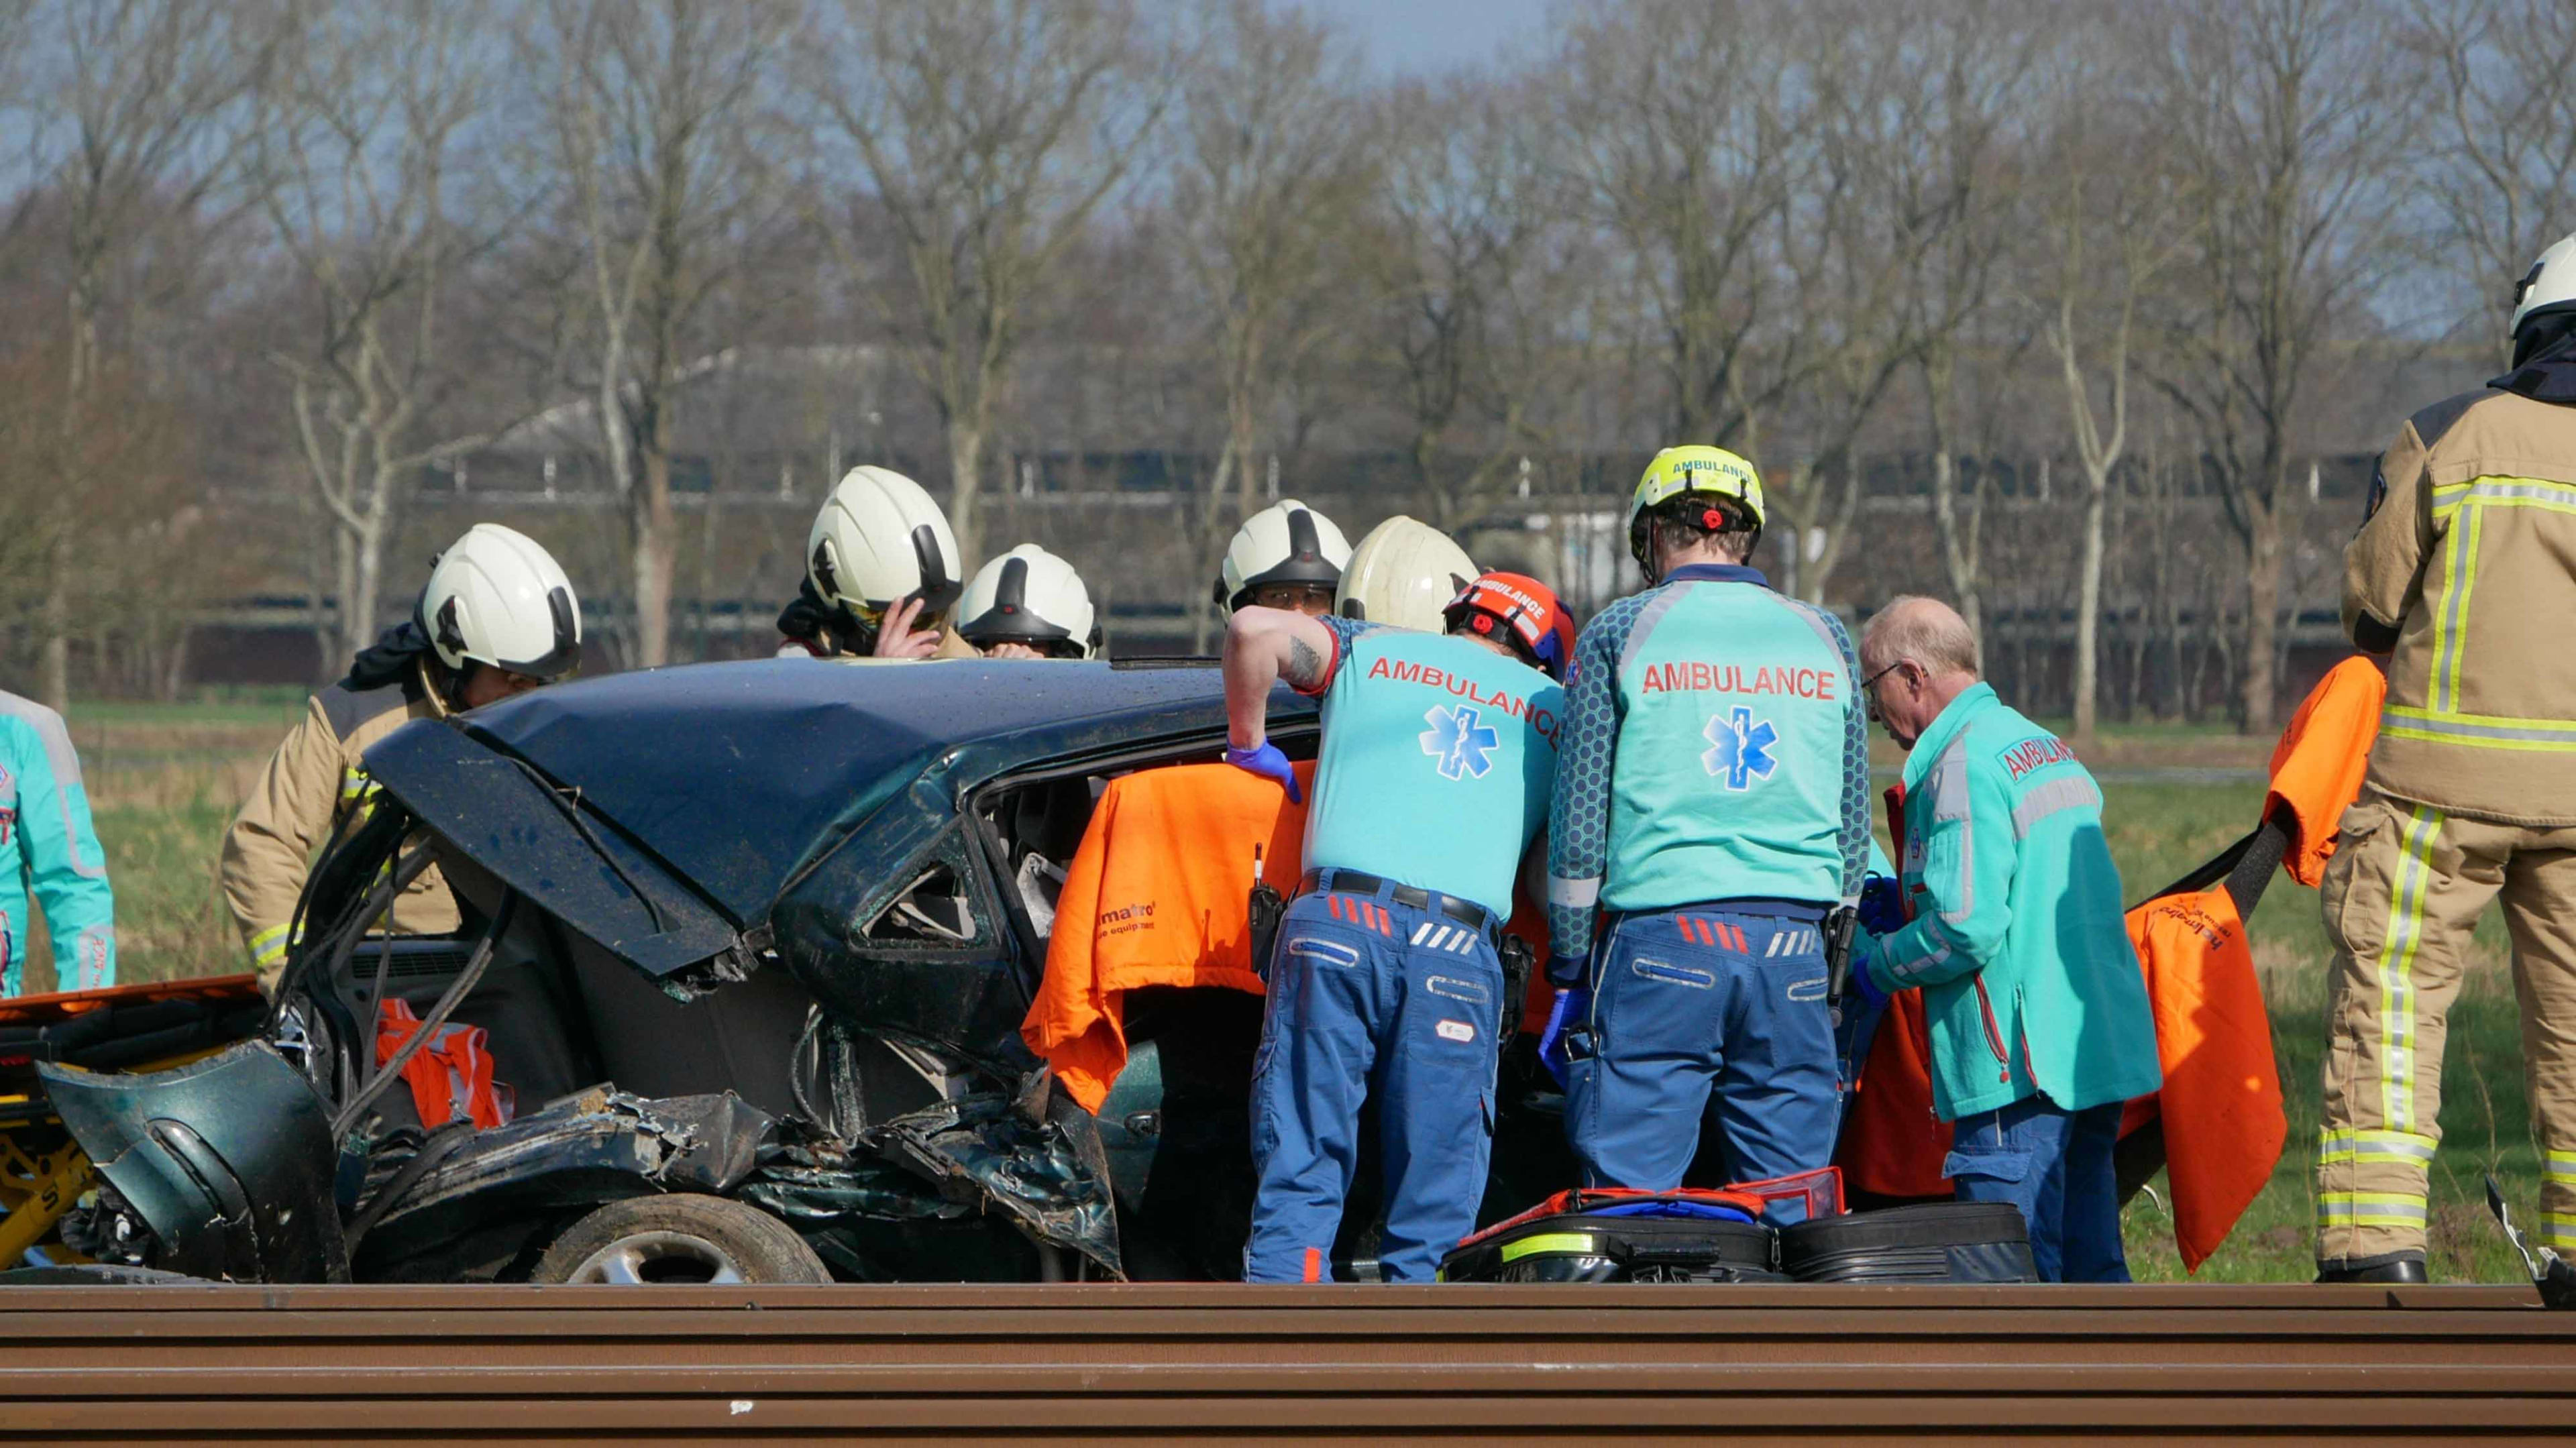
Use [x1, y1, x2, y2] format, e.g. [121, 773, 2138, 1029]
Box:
[1301, 869, 1498, 942]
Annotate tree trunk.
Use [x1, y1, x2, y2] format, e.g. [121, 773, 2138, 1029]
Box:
[1189, 444, 1238, 656]
[2072, 470, 2107, 748]
[947, 416, 986, 566]
[350, 506, 386, 659]
[2240, 503, 2282, 734]
[1929, 447, 1983, 644]
[632, 445, 678, 668]
[41, 540, 71, 714]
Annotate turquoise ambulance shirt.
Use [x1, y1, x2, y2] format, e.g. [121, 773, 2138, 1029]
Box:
[0, 689, 116, 995]
[1301, 617, 1563, 919]
[1546, 564, 1870, 959]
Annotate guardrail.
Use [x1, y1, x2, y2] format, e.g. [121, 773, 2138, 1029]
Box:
[1, 1282, 2566, 1441]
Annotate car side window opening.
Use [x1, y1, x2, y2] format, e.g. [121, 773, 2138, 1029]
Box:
[867, 856, 980, 946]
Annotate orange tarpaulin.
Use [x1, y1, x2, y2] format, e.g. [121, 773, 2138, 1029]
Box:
[1022, 762, 1313, 1113]
[2265, 656, 2387, 887]
[2122, 885, 2286, 1271]
[1835, 988, 1953, 1200]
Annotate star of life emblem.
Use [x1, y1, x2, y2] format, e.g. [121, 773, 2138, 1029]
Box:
[1703, 706, 1779, 791]
[1421, 704, 1501, 780]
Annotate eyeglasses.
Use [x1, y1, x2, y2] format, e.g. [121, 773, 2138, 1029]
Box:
[1860, 659, 1910, 724]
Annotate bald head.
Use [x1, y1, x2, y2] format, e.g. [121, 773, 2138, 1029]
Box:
[1861, 596, 1980, 679]
[1860, 596, 1980, 750]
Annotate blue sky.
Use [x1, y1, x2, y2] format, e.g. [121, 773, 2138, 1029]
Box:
[1297, 0, 1553, 74]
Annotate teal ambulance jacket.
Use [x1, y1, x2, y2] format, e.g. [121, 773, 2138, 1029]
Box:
[0, 691, 115, 995]
[1546, 563, 1871, 961]
[1866, 684, 2157, 1121]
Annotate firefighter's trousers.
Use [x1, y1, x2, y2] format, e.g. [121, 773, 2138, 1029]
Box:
[2317, 787, 2576, 1264]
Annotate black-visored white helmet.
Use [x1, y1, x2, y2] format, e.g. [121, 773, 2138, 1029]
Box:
[2510, 232, 2576, 359]
[957, 544, 1099, 659]
[806, 465, 964, 616]
[417, 523, 583, 680]
[1214, 498, 1352, 612]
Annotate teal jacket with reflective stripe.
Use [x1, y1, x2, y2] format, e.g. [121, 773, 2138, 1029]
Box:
[1865, 684, 2157, 1120]
[0, 691, 115, 995]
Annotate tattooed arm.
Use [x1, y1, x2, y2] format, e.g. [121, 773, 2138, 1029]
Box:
[1222, 606, 1342, 750]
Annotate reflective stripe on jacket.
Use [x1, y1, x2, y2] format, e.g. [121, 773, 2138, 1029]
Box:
[0, 691, 115, 995]
[1866, 684, 2161, 1120]
[219, 659, 458, 972]
[2348, 380, 2576, 824]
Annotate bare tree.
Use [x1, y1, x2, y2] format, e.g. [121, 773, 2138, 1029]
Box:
[2029, 17, 2195, 746]
[253, 0, 509, 669]
[526, 0, 786, 669]
[1551, 0, 1815, 450]
[30, 0, 260, 711]
[1878, 0, 2040, 645]
[1171, 0, 1371, 647]
[1367, 74, 1574, 531]
[802, 0, 1163, 565]
[2409, 0, 2576, 354]
[2149, 0, 2418, 733]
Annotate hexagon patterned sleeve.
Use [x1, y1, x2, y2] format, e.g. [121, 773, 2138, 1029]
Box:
[1546, 594, 1648, 966]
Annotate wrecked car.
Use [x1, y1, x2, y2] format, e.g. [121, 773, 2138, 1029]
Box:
[38, 656, 1349, 1285]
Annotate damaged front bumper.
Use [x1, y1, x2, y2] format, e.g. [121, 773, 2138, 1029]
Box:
[44, 1044, 1122, 1284]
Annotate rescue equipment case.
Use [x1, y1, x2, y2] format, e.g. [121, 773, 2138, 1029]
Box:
[1776, 1202, 2038, 1284]
[1438, 1188, 1781, 1284]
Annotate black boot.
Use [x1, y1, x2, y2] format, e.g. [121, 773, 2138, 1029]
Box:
[2316, 1250, 2429, 1284]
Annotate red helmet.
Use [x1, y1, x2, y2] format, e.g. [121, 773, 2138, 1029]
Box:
[1444, 571, 1576, 680]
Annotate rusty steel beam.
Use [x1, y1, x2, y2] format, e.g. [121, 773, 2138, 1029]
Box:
[1, 1283, 2568, 1442]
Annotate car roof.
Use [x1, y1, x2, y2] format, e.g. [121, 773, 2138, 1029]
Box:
[449, 656, 1293, 923]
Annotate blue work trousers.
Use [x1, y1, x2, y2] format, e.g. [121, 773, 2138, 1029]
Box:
[1945, 1093, 2131, 1283]
[1563, 906, 1838, 1215]
[1244, 885, 1503, 1284]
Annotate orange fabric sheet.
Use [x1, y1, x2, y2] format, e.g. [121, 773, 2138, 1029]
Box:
[2265, 656, 2387, 887]
[1022, 762, 1314, 1113]
[2123, 885, 2286, 1271]
[1835, 988, 1954, 1200]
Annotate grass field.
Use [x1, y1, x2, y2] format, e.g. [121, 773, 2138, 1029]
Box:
[15, 698, 2555, 1284]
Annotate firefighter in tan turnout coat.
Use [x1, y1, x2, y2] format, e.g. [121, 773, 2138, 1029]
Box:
[2318, 233, 2576, 1283]
[222, 525, 582, 990]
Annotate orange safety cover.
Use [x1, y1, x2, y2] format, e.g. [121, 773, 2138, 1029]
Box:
[1835, 781, 1954, 1199]
[2123, 885, 2286, 1272]
[2265, 656, 2387, 887]
[1835, 988, 1953, 1200]
[374, 998, 513, 1132]
[1022, 761, 1316, 1113]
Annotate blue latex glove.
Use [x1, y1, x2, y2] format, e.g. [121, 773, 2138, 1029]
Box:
[1847, 941, 1890, 1013]
[1224, 741, 1302, 803]
[1537, 987, 1588, 1087]
[1856, 873, 1907, 938]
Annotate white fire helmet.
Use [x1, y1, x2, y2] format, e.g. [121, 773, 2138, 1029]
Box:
[1336, 516, 1477, 633]
[806, 465, 964, 617]
[2511, 232, 2576, 354]
[957, 544, 1099, 659]
[417, 523, 583, 681]
[1214, 499, 1352, 612]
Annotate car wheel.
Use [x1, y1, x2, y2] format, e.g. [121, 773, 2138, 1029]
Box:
[530, 1194, 830, 1285]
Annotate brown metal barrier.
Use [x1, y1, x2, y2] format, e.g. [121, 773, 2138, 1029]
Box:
[2, 1282, 2570, 1443]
